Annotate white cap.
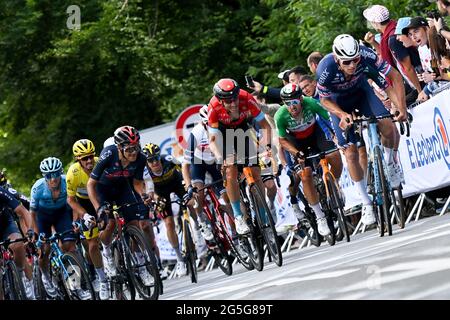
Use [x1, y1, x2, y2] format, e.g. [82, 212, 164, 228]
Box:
[363, 5, 390, 23]
[277, 69, 290, 80]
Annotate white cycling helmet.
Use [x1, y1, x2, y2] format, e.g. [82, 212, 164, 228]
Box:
[40, 157, 63, 174]
[332, 34, 360, 60]
[199, 105, 208, 124]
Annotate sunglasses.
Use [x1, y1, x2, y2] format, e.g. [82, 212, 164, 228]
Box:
[285, 99, 301, 107]
[43, 172, 61, 180]
[123, 145, 140, 153]
[147, 155, 161, 163]
[79, 155, 95, 161]
[340, 56, 361, 66]
[221, 97, 238, 104]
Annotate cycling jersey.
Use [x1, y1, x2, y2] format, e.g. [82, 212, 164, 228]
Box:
[30, 177, 69, 212]
[0, 186, 20, 217]
[144, 155, 185, 217]
[0, 187, 22, 239]
[275, 97, 330, 140]
[316, 46, 391, 98]
[208, 89, 265, 131]
[66, 158, 99, 199]
[30, 177, 75, 242]
[144, 154, 182, 188]
[90, 145, 146, 186]
[184, 123, 215, 164]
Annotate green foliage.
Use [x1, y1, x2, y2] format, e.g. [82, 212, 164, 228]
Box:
[0, 0, 437, 193]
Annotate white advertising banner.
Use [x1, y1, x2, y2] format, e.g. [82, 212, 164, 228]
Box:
[397, 89, 450, 197]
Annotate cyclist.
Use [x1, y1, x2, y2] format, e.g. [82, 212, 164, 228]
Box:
[316, 34, 408, 226]
[181, 105, 225, 241]
[87, 126, 153, 286]
[143, 143, 204, 277]
[66, 139, 109, 300]
[30, 157, 89, 299]
[207, 78, 273, 235]
[0, 186, 35, 299]
[275, 83, 343, 236]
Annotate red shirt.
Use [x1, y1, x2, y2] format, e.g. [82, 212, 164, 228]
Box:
[207, 90, 263, 129]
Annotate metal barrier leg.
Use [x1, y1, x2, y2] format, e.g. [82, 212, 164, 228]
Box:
[168, 266, 177, 280]
[205, 256, 215, 272]
[415, 194, 426, 222]
[352, 219, 363, 236]
[439, 197, 450, 216]
[406, 193, 424, 224]
[286, 231, 295, 252]
[232, 257, 239, 265]
[299, 236, 309, 249]
[281, 231, 294, 252]
[390, 205, 396, 224]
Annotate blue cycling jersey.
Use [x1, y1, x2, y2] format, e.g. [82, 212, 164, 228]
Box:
[316, 46, 391, 98]
[30, 177, 68, 212]
[90, 145, 146, 186]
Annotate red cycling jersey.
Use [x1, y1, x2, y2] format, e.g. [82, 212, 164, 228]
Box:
[207, 89, 264, 129]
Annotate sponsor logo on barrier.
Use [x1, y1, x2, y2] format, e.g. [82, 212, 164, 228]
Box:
[405, 107, 450, 170]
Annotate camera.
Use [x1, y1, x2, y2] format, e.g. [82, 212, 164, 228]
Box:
[245, 75, 255, 88]
[427, 10, 441, 20]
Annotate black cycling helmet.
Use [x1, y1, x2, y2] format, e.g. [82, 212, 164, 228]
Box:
[280, 83, 303, 100]
[213, 78, 240, 100]
[113, 126, 140, 146]
[142, 143, 161, 159]
[0, 171, 7, 187]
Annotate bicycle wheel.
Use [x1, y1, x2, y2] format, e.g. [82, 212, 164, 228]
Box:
[60, 252, 96, 300]
[240, 216, 264, 272]
[3, 261, 27, 300]
[374, 147, 392, 236]
[326, 173, 350, 242]
[183, 219, 198, 283]
[32, 259, 46, 300]
[124, 225, 161, 300]
[208, 212, 233, 276]
[112, 240, 136, 300]
[298, 191, 322, 247]
[391, 187, 406, 229]
[221, 209, 254, 271]
[250, 184, 282, 267]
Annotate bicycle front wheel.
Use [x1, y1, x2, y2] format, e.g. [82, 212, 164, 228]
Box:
[391, 187, 406, 229]
[250, 184, 282, 267]
[60, 252, 96, 300]
[124, 225, 161, 300]
[3, 261, 27, 300]
[375, 147, 392, 236]
[183, 219, 198, 284]
[326, 172, 350, 242]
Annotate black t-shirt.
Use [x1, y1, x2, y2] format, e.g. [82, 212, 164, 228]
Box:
[388, 36, 421, 69]
[91, 145, 146, 186]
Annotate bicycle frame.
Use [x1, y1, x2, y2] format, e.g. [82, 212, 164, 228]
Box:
[365, 119, 388, 206]
[36, 234, 71, 282]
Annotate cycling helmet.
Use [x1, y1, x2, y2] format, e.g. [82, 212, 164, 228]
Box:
[332, 34, 360, 60]
[142, 143, 161, 159]
[0, 171, 7, 187]
[72, 139, 95, 157]
[114, 126, 140, 146]
[280, 83, 302, 101]
[40, 157, 63, 174]
[199, 105, 208, 124]
[213, 78, 240, 100]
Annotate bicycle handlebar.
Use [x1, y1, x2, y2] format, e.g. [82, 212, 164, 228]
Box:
[0, 237, 27, 248]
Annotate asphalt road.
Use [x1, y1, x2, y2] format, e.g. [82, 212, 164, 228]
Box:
[161, 214, 450, 300]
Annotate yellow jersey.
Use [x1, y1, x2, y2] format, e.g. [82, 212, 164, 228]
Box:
[66, 157, 99, 199]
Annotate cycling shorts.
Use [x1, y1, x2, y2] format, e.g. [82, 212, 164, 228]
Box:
[36, 205, 76, 242]
[96, 183, 149, 223]
[191, 163, 226, 195]
[0, 213, 21, 241]
[284, 124, 336, 169]
[329, 83, 389, 147]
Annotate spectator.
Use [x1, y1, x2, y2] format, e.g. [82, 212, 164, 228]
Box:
[298, 75, 319, 99]
[433, 17, 450, 46]
[306, 52, 323, 74]
[431, 0, 450, 16]
[402, 17, 448, 101]
[428, 24, 450, 81]
[364, 5, 422, 104]
[278, 69, 291, 86]
[288, 65, 307, 85]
